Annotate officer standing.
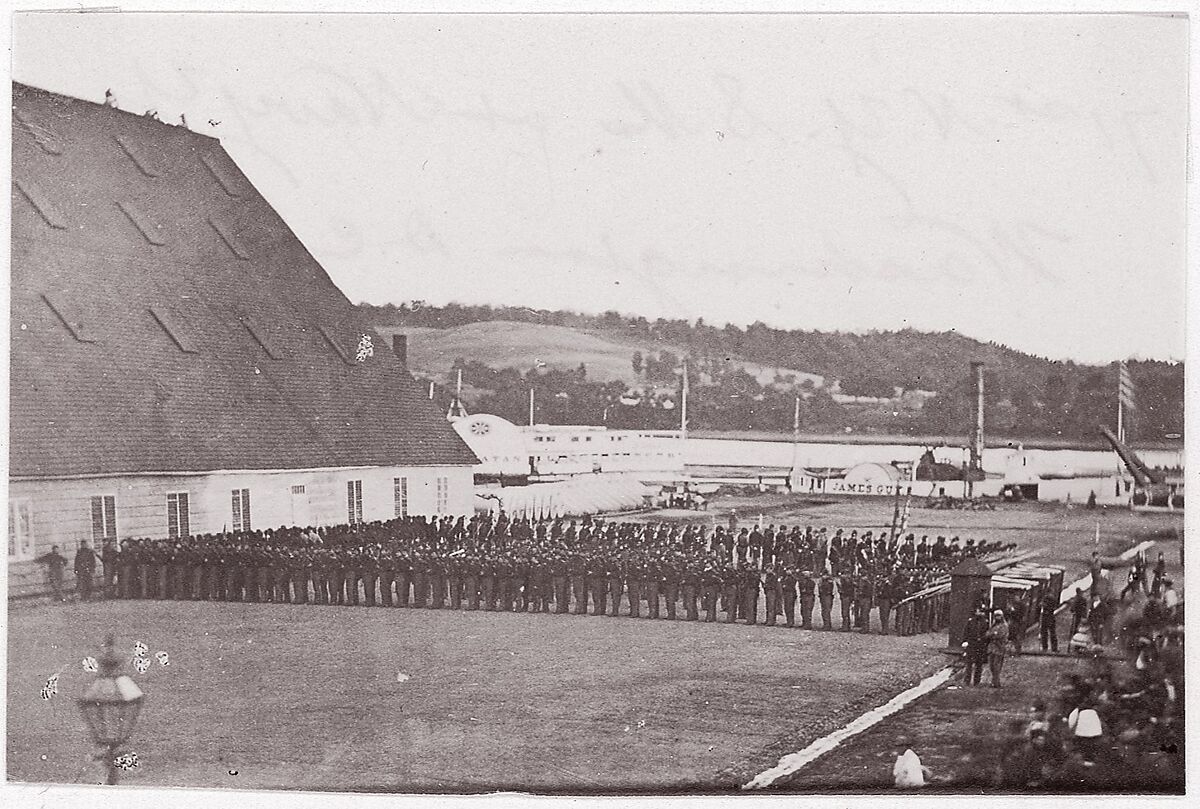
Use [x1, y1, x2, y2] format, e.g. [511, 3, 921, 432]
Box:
[858, 575, 874, 633]
[701, 561, 721, 622]
[101, 538, 119, 599]
[818, 572, 836, 630]
[588, 555, 608, 616]
[742, 567, 760, 625]
[462, 553, 479, 610]
[361, 547, 380, 607]
[410, 552, 428, 608]
[838, 573, 856, 631]
[627, 556, 643, 618]
[644, 556, 662, 619]
[876, 574, 894, 635]
[479, 553, 496, 610]
[763, 564, 782, 626]
[569, 553, 588, 615]
[681, 558, 701, 621]
[798, 571, 816, 629]
[661, 555, 680, 620]
[722, 562, 739, 623]
[780, 565, 799, 628]
[962, 606, 990, 686]
[547, 553, 567, 614]
[378, 547, 395, 608]
[294, 548, 312, 605]
[74, 540, 97, 601]
[606, 554, 625, 617]
[395, 551, 412, 608]
[1039, 591, 1059, 652]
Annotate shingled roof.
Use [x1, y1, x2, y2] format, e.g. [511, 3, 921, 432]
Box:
[10, 82, 477, 478]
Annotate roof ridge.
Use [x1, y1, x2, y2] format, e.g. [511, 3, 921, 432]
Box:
[12, 80, 220, 143]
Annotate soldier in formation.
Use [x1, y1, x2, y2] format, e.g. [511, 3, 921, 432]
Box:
[97, 516, 1014, 633]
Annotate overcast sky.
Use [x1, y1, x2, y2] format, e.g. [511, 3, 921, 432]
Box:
[12, 12, 1188, 364]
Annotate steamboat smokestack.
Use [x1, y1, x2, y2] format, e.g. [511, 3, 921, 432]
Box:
[969, 361, 985, 496]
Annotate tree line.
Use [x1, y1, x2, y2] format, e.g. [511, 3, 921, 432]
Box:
[364, 302, 1184, 441]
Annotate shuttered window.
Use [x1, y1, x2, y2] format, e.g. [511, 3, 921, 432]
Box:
[394, 477, 408, 517]
[90, 495, 117, 542]
[347, 480, 363, 525]
[8, 500, 35, 560]
[231, 488, 251, 532]
[167, 492, 190, 539]
[436, 477, 449, 515]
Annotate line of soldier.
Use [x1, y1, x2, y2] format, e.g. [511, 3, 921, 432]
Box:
[96, 515, 1013, 632]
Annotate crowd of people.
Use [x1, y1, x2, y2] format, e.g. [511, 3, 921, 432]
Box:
[991, 605, 1184, 790]
[42, 514, 1016, 633]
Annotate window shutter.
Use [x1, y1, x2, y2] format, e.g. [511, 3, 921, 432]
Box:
[231, 490, 242, 531]
[104, 495, 116, 539]
[91, 496, 105, 540]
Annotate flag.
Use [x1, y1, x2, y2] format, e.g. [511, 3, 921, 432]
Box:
[1094, 523, 1101, 548]
[1118, 361, 1137, 413]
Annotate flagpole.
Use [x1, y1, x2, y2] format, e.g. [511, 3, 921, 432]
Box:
[680, 358, 689, 440]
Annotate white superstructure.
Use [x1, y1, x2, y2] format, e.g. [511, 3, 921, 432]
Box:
[451, 414, 684, 481]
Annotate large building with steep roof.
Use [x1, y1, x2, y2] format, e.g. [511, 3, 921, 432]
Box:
[9, 82, 477, 594]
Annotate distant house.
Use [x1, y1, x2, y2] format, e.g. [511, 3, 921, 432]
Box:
[9, 83, 477, 594]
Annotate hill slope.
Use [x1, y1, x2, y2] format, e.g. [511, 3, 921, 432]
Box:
[376, 321, 825, 390]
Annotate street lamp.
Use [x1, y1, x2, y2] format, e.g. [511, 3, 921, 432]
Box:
[77, 634, 143, 784]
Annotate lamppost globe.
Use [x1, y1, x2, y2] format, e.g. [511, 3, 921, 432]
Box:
[76, 634, 143, 784]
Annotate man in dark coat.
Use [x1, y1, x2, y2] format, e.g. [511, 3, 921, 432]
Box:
[875, 574, 894, 635]
[781, 566, 799, 628]
[722, 562, 740, 623]
[588, 556, 608, 616]
[35, 545, 69, 601]
[606, 555, 625, 617]
[818, 573, 836, 630]
[101, 538, 119, 599]
[962, 607, 990, 686]
[74, 540, 97, 601]
[701, 561, 721, 623]
[838, 574, 856, 631]
[797, 572, 815, 629]
[661, 556, 680, 620]
[741, 568, 760, 625]
[681, 559, 700, 621]
[763, 565, 782, 626]
[1039, 591, 1059, 652]
[1007, 596, 1027, 655]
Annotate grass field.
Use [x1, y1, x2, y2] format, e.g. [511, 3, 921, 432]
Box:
[7, 500, 1182, 793]
[8, 598, 947, 792]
